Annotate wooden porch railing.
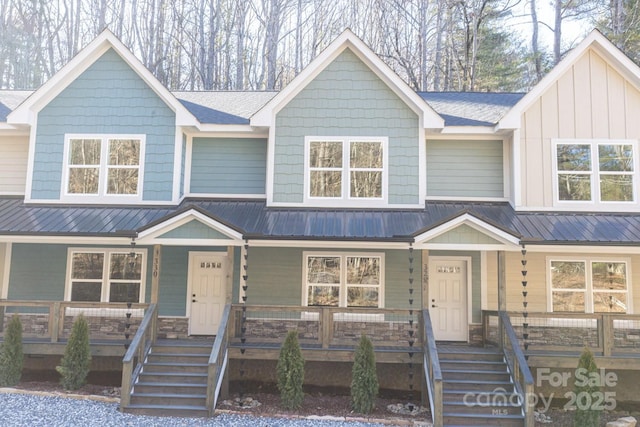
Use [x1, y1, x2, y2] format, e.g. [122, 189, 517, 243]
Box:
[205, 304, 231, 415]
[498, 312, 534, 427]
[228, 304, 421, 350]
[120, 303, 158, 409]
[421, 309, 443, 427]
[0, 300, 150, 342]
[483, 310, 640, 356]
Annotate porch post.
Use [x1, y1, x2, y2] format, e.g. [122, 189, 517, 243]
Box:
[150, 245, 161, 304]
[498, 251, 506, 348]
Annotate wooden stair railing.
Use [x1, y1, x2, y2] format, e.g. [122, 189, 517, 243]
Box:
[205, 304, 231, 415]
[422, 309, 443, 427]
[120, 303, 158, 410]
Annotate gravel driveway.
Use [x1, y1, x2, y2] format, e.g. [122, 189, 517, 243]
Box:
[0, 393, 387, 427]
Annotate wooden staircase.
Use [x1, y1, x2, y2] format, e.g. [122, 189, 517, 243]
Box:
[438, 345, 525, 427]
[122, 340, 212, 417]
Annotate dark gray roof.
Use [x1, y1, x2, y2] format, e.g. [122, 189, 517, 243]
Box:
[419, 92, 525, 126]
[0, 89, 524, 127]
[0, 197, 638, 245]
[0, 90, 31, 121]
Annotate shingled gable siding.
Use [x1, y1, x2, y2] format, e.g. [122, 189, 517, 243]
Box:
[246, 247, 421, 308]
[426, 139, 504, 198]
[190, 137, 267, 195]
[32, 48, 176, 201]
[273, 48, 420, 204]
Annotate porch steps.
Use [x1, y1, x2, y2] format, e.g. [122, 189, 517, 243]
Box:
[122, 340, 213, 417]
[438, 345, 525, 427]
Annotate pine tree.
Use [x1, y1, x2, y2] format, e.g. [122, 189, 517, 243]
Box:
[56, 314, 91, 390]
[276, 330, 305, 409]
[351, 334, 378, 414]
[0, 315, 24, 386]
[573, 347, 601, 427]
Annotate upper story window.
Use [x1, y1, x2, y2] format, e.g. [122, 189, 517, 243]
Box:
[63, 135, 145, 201]
[549, 258, 630, 313]
[305, 137, 387, 206]
[304, 252, 384, 308]
[554, 140, 636, 206]
[66, 248, 146, 303]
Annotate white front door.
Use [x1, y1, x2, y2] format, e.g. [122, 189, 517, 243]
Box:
[188, 253, 228, 335]
[429, 258, 468, 341]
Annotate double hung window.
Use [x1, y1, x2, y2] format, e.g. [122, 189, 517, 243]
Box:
[64, 135, 144, 199]
[554, 141, 636, 205]
[306, 137, 386, 204]
[67, 249, 145, 303]
[304, 253, 383, 308]
[549, 259, 629, 313]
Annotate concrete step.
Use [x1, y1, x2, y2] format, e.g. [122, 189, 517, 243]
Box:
[130, 392, 207, 407]
[122, 403, 209, 418]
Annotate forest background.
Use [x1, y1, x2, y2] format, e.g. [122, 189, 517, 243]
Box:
[0, 0, 639, 93]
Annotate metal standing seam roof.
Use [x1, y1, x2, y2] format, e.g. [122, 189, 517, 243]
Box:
[0, 197, 639, 245]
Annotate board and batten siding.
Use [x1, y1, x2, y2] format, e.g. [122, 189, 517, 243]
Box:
[520, 48, 640, 208]
[426, 139, 504, 198]
[31, 48, 176, 201]
[246, 247, 421, 308]
[273, 48, 420, 205]
[0, 135, 28, 194]
[190, 137, 267, 195]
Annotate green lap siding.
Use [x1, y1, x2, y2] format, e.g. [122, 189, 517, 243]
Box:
[8, 244, 68, 300]
[245, 247, 421, 308]
[32, 48, 176, 201]
[426, 140, 504, 198]
[190, 137, 267, 195]
[273, 49, 420, 205]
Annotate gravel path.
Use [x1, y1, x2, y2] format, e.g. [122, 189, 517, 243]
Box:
[0, 393, 388, 427]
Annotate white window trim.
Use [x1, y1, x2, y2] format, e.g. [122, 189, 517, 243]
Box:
[303, 136, 388, 207]
[302, 251, 385, 308]
[64, 247, 147, 304]
[546, 256, 633, 314]
[551, 139, 639, 210]
[61, 134, 146, 203]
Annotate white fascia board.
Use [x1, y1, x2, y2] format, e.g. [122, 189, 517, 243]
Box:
[266, 201, 425, 209]
[194, 124, 267, 135]
[250, 30, 443, 130]
[417, 242, 517, 251]
[184, 193, 266, 199]
[498, 30, 640, 130]
[247, 239, 411, 250]
[0, 125, 29, 134]
[524, 244, 640, 254]
[413, 213, 521, 247]
[8, 30, 198, 128]
[21, 198, 179, 206]
[136, 209, 243, 242]
[438, 126, 499, 135]
[0, 235, 133, 245]
[142, 238, 243, 247]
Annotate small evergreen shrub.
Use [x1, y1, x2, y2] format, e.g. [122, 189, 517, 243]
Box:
[276, 330, 305, 409]
[573, 347, 601, 427]
[0, 315, 24, 386]
[56, 314, 91, 390]
[351, 334, 378, 414]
